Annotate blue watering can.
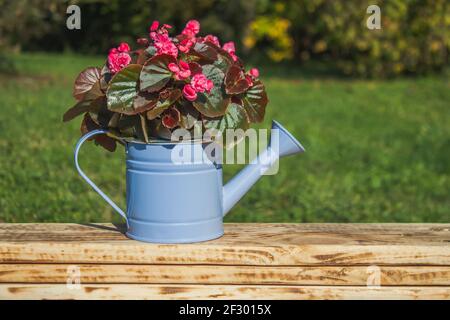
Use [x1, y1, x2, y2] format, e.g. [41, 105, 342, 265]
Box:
[74, 120, 304, 243]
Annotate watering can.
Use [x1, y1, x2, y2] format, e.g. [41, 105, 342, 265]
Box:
[74, 120, 304, 243]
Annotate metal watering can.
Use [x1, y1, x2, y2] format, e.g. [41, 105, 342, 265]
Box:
[74, 120, 304, 243]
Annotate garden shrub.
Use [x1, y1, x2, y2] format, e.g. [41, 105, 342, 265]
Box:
[249, 0, 449, 76]
[1, 0, 448, 77]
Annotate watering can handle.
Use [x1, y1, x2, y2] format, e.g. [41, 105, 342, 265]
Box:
[74, 129, 128, 225]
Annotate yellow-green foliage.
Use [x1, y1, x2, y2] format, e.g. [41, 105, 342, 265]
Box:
[244, 16, 294, 62]
[252, 0, 449, 76]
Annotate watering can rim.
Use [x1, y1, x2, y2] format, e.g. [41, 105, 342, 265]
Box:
[123, 138, 212, 146]
[122, 120, 305, 149]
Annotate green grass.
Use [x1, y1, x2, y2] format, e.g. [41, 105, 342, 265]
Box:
[0, 53, 449, 223]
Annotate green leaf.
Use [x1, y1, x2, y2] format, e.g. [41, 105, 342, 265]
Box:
[89, 96, 117, 128]
[193, 64, 230, 117]
[108, 113, 121, 129]
[134, 49, 150, 65]
[89, 95, 107, 112]
[145, 45, 157, 57]
[73, 67, 101, 100]
[117, 114, 148, 140]
[214, 48, 234, 72]
[139, 54, 176, 92]
[146, 89, 182, 120]
[139, 114, 149, 143]
[84, 81, 104, 100]
[133, 91, 158, 114]
[80, 113, 117, 152]
[224, 64, 250, 95]
[190, 42, 218, 62]
[135, 46, 156, 65]
[117, 115, 138, 137]
[203, 102, 249, 133]
[100, 63, 112, 91]
[62, 100, 92, 122]
[178, 102, 200, 129]
[106, 64, 142, 114]
[188, 62, 202, 75]
[149, 120, 172, 140]
[241, 79, 268, 123]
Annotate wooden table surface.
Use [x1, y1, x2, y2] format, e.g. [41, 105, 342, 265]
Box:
[0, 223, 449, 299]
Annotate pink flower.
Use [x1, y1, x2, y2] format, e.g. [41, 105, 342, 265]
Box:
[183, 84, 197, 101]
[191, 74, 207, 92]
[182, 19, 200, 38]
[203, 34, 220, 47]
[248, 68, 259, 78]
[191, 73, 214, 93]
[177, 60, 191, 79]
[169, 60, 191, 80]
[205, 79, 213, 93]
[245, 68, 259, 86]
[222, 41, 235, 53]
[117, 42, 130, 53]
[108, 49, 131, 74]
[179, 60, 190, 71]
[152, 33, 178, 58]
[149, 31, 160, 42]
[160, 42, 178, 57]
[186, 20, 200, 33]
[150, 20, 159, 32]
[168, 63, 179, 73]
[178, 38, 194, 53]
[223, 41, 238, 61]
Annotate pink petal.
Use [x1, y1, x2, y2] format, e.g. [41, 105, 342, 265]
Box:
[178, 60, 190, 71]
[117, 42, 130, 53]
[249, 67, 259, 78]
[168, 63, 179, 73]
[223, 41, 236, 53]
[183, 84, 197, 101]
[150, 21, 159, 32]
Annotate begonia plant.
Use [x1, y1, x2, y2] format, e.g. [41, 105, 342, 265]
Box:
[63, 20, 268, 151]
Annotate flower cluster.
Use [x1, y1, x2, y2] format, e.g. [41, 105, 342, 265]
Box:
[107, 43, 132, 73]
[183, 73, 214, 101]
[150, 23, 178, 57]
[168, 60, 191, 80]
[65, 19, 268, 151]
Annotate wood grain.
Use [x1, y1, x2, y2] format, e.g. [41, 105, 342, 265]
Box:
[1, 223, 449, 265]
[2, 223, 449, 244]
[1, 284, 449, 300]
[0, 264, 449, 286]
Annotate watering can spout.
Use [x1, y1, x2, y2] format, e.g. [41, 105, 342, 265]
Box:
[222, 120, 305, 216]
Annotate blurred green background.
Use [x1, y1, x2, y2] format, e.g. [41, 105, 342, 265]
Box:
[0, 0, 449, 223]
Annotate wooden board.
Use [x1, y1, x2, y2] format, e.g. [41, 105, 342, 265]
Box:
[1, 223, 449, 300]
[1, 264, 449, 286]
[1, 223, 449, 266]
[1, 284, 449, 300]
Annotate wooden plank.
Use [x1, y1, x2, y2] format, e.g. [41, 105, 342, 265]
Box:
[1, 223, 449, 265]
[0, 264, 449, 286]
[1, 223, 449, 244]
[0, 284, 449, 300]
